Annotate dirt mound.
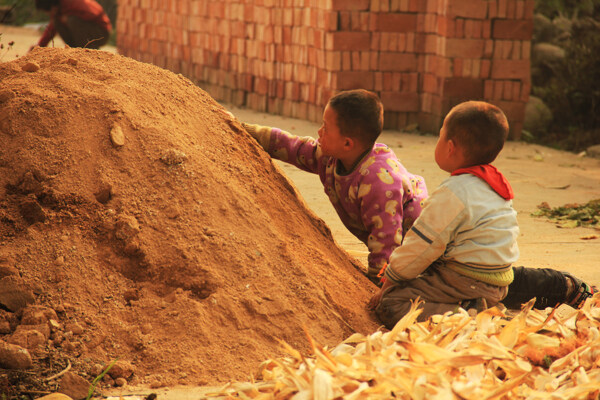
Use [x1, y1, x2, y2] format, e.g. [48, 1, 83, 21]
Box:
[0, 48, 379, 389]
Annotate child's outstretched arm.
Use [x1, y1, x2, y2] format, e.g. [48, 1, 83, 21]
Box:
[241, 122, 324, 175]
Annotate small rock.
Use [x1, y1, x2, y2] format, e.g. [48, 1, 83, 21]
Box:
[123, 239, 143, 256]
[108, 359, 134, 380]
[16, 322, 50, 338]
[0, 89, 16, 103]
[102, 374, 114, 386]
[0, 265, 19, 279]
[67, 58, 78, 66]
[114, 215, 140, 241]
[123, 289, 139, 303]
[149, 376, 164, 389]
[7, 329, 46, 352]
[114, 377, 127, 387]
[54, 256, 65, 266]
[160, 149, 187, 165]
[65, 322, 84, 336]
[58, 371, 90, 400]
[30, 393, 73, 400]
[49, 319, 61, 331]
[587, 144, 600, 159]
[90, 363, 104, 376]
[94, 184, 112, 204]
[18, 171, 43, 195]
[21, 305, 58, 325]
[141, 323, 152, 334]
[0, 276, 36, 312]
[19, 196, 46, 224]
[22, 62, 40, 72]
[63, 340, 76, 352]
[0, 318, 10, 334]
[110, 125, 125, 147]
[0, 339, 33, 369]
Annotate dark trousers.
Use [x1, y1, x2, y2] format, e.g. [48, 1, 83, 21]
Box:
[54, 15, 109, 49]
[503, 266, 567, 309]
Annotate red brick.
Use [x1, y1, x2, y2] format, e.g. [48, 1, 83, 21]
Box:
[335, 71, 374, 90]
[423, 34, 438, 54]
[515, 1, 525, 19]
[398, 33, 406, 52]
[423, 73, 440, 93]
[379, 53, 418, 71]
[408, 0, 419, 12]
[375, 13, 417, 32]
[443, 77, 484, 98]
[380, 92, 420, 112]
[520, 80, 531, 101]
[446, 38, 485, 58]
[453, 58, 463, 77]
[325, 51, 341, 71]
[327, 32, 371, 51]
[506, 0, 516, 18]
[484, 79, 494, 98]
[403, 72, 419, 92]
[494, 100, 525, 122]
[512, 81, 521, 101]
[472, 59, 481, 77]
[493, 80, 504, 100]
[491, 59, 529, 79]
[502, 80, 513, 100]
[382, 72, 394, 90]
[426, 0, 439, 13]
[455, 18, 464, 38]
[497, 0, 507, 17]
[374, 72, 383, 91]
[447, 0, 488, 19]
[511, 41, 522, 60]
[339, 11, 351, 30]
[492, 19, 533, 40]
[524, 0, 535, 18]
[331, 0, 370, 10]
[406, 32, 415, 52]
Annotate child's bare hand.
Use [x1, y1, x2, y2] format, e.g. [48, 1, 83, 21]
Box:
[368, 289, 383, 309]
[368, 277, 394, 310]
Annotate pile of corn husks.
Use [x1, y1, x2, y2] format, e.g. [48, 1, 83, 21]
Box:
[210, 294, 600, 399]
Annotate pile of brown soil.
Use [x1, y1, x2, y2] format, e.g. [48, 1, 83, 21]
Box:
[0, 48, 379, 391]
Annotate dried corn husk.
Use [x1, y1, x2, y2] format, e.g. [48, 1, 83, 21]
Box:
[208, 294, 600, 399]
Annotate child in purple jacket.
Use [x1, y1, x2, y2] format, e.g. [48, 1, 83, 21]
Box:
[242, 89, 428, 283]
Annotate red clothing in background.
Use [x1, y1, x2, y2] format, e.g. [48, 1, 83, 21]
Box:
[38, 0, 112, 47]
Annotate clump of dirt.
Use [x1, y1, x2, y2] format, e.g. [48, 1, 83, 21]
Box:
[0, 47, 379, 391]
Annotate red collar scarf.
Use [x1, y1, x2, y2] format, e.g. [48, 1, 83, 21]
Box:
[451, 164, 514, 200]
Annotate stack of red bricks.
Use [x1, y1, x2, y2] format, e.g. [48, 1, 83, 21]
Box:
[117, 0, 533, 139]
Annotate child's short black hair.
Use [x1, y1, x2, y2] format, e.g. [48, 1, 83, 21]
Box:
[35, 0, 59, 11]
[444, 101, 509, 166]
[327, 89, 383, 146]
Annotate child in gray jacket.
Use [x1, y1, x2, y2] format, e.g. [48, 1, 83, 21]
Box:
[370, 101, 521, 326]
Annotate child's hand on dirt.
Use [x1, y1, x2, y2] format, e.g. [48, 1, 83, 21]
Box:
[368, 277, 393, 310]
[368, 289, 383, 309]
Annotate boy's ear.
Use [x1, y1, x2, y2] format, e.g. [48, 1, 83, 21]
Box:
[447, 138, 457, 155]
[343, 136, 355, 150]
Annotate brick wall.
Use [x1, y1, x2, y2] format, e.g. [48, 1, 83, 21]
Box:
[117, 0, 533, 139]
